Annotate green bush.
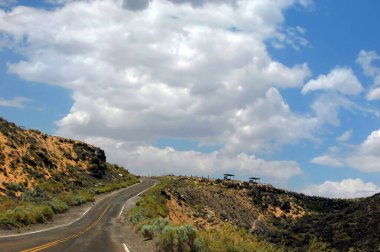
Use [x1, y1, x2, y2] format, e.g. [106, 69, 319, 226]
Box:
[76, 190, 95, 202]
[94, 180, 139, 195]
[141, 225, 155, 240]
[195, 225, 283, 252]
[47, 199, 69, 213]
[0, 213, 16, 227]
[37, 205, 54, 220]
[57, 192, 88, 206]
[307, 238, 336, 252]
[181, 224, 197, 251]
[140, 218, 197, 252]
[160, 225, 177, 252]
[0, 204, 55, 227]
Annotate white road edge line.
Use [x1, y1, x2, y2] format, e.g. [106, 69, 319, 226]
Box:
[119, 204, 125, 218]
[136, 182, 158, 197]
[119, 182, 158, 252]
[118, 182, 157, 218]
[82, 207, 91, 217]
[0, 181, 143, 238]
[122, 243, 130, 252]
[0, 205, 92, 238]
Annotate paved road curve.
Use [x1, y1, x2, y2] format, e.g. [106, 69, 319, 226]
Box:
[0, 179, 157, 252]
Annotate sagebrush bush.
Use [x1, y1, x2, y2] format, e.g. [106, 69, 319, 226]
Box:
[0, 204, 55, 227]
[57, 192, 88, 206]
[160, 225, 177, 252]
[140, 217, 197, 252]
[195, 225, 283, 252]
[141, 225, 155, 240]
[76, 190, 94, 202]
[47, 199, 69, 214]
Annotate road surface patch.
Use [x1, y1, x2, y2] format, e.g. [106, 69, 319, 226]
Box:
[21, 205, 111, 252]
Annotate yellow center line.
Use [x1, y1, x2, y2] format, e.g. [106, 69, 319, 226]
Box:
[21, 205, 111, 252]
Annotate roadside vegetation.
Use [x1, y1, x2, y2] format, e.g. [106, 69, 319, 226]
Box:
[0, 165, 138, 228]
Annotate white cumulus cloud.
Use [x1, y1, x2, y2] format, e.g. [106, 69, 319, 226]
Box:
[311, 129, 380, 172]
[356, 50, 380, 100]
[303, 178, 380, 198]
[302, 67, 363, 95]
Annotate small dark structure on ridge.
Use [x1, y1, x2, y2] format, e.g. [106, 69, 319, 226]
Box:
[249, 177, 260, 184]
[223, 174, 235, 181]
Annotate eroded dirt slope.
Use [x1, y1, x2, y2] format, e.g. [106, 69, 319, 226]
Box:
[0, 117, 108, 195]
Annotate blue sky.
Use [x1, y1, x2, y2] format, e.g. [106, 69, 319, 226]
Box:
[0, 0, 380, 198]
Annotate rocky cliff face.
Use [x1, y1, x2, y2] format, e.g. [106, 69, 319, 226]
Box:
[0, 117, 108, 195]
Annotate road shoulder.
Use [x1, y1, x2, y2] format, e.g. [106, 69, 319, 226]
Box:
[0, 183, 140, 237]
[112, 193, 157, 252]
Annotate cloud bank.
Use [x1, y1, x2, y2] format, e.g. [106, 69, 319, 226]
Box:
[303, 178, 380, 198]
[312, 129, 380, 172]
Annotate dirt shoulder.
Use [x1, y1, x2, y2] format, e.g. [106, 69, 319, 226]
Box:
[111, 193, 157, 252]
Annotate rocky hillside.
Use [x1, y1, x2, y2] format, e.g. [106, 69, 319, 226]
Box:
[146, 176, 379, 251]
[0, 117, 138, 228]
[1, 117, 117, 195]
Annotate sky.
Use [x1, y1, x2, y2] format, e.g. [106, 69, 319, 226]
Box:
[0, 0, 380, 198]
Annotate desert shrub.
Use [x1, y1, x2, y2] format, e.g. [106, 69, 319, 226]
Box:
[151, 217, 170, 233]
[38, 181, 65, 195]
[195, 225, 283, 252]
[141, 218, 197, 252]
[307, 238, 336, 252]
[57, 192, 86, 206]
[0, 213, 16, 227]
[47, 199, 69, 213]
[181, 224, 197, 251]
[128, 207, 146, 224]
[13, 207, 31, 225]
[141, 224, 155, 240]
[94, 180, 138, 195]
[160, 225, 177, 251]
[3, 182, 26, 192]
[158, 224, 197, 252]
[0, 204, 55, 227]
[35, 205, 54, 221]
[76, 190, 95, 202]
[31, 187, 49, 199]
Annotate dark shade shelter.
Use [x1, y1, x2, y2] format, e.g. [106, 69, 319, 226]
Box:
[223, 174, 235, 180]
[249, 177, 260, 183]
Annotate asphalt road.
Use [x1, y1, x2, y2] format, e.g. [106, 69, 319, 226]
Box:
[0, 179, 157, 252]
